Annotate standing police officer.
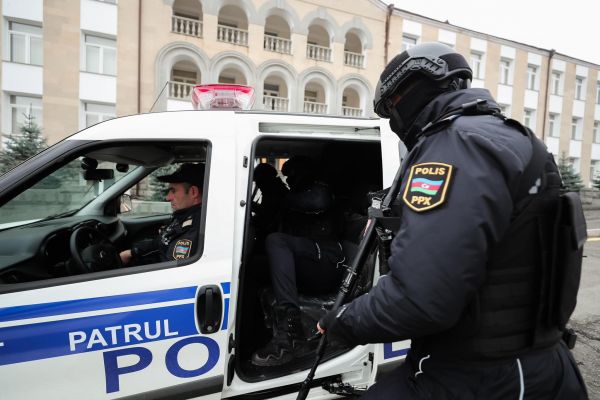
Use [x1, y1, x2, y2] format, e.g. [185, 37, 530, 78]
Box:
[120, 163, 204, 265]
[318, 43, 588, 398]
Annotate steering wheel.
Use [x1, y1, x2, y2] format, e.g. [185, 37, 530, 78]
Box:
[69, 225, 122, 273]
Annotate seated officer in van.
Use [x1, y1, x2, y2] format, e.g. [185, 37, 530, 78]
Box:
[119, 163, 204, 265]
[251, 156, 345, 367]
[252, 163, 289, 240]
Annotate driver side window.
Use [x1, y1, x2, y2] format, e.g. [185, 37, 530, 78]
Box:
[121, 165, 178, 217]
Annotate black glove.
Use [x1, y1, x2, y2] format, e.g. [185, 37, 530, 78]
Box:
[318, 305, 359, 347]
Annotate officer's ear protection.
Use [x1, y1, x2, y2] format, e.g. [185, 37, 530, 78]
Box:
[448, 77, 470, 91]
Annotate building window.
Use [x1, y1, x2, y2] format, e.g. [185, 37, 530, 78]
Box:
[84, 35, 116, 75]
[84, 103, 116, 127]
[8, 21, 43, 65]
[569, 157, 580, 174]
[9, 95, 43, 134]
[524, 109, 535, 128]
[594, 121, 600, 144]
[526, 65, 538, 90]
[470, 52, 483, 79]
[575, 76, 585, 100]
[548, 113, 559, 137]
[596, 82, 600, 104]
[571, 117, 582, 140]
[402, 35, 417, 51]
[500, 59, 512, 85]
[552, 71, 562, 95]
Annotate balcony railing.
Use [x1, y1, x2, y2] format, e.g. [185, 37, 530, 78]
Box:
[342, 106, 363, 117]
[217, 25, 248, 46]
[168, 81, 196, 100]
[263, 95, 289, 112]
[344, 51, 365, 68]
[172, 15, 202, 38]
[264, 34, 292, 54]
[306, 44, 331, 62]
[304, 101, 327, 114]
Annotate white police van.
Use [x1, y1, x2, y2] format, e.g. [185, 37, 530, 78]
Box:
[0, 85, 409, 399]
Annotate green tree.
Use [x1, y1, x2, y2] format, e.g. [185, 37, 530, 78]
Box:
[0, 113, 47, 174]
[148, 164, 178, 201]
[557, 152, 584, 193]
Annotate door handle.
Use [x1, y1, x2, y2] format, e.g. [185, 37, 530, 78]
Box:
[196, 285, 223, 334]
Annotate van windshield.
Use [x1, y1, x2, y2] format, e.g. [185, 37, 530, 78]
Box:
[0, 157, 133, 228]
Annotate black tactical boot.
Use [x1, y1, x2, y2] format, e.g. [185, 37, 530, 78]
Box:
[251, 306, 305, 366]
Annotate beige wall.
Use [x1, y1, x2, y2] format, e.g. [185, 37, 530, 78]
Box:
[116, 0, 140, 117]
[43, 0, 80, 144]
[581, 68, 599, 182]
[3, 0, 600, 183]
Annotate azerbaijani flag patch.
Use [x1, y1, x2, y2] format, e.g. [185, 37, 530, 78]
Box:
[403, 162, 453, 212]
[173, 239, 192, 260]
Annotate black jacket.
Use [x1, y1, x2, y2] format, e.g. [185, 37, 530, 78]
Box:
[132, 203, 202, 263]
[339, 88, 535, 344]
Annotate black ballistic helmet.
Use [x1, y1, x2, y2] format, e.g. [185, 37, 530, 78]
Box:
[373, 42, 472, 119]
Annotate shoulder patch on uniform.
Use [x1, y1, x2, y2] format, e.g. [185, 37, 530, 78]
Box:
[403, 162, 453, 212]
[182, 218, 193, 228]
[173, 239, 192, 260]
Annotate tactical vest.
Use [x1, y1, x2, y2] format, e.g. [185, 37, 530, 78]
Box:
[406, 100, 587, 361]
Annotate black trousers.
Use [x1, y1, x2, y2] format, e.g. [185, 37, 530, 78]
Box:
[363, 342, 588, 399]
[265, 232, 344, 309]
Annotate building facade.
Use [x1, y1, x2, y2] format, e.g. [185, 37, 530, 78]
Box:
[2, 0, 600, 184]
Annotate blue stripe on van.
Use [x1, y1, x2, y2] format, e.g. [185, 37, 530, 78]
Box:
[0, 303, 198, 366]
[0, 287, 198, 323]
[220, 282, 230, 295]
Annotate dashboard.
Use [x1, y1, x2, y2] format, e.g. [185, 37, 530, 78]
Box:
[0, 216, 126, 284]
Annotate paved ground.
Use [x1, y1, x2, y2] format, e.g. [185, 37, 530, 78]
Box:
[571, 208, 600, 399]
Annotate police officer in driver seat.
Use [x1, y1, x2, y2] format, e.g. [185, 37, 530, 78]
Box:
[318, 43, 588, 399]
[120, 163, 204, 265]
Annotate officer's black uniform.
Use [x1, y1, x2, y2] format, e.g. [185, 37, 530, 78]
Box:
[131, 203, 202, 263]
[323, 88, 588, 398]
[267, 179, 344, 308]
[252, 157, 344, 367]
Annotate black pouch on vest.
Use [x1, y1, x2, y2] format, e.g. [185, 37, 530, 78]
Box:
[547, 192, 587, 329]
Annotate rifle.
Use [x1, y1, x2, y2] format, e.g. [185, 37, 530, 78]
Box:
[296, 165, 404, 399]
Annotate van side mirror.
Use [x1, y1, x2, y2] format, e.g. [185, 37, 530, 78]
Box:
[120, 193, 133, 213]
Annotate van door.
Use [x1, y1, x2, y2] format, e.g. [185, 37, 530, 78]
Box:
[223, 115, 385, 399]
[0, 114, 237, 399]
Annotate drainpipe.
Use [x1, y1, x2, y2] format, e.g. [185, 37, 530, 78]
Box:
[384, 4, 394, 64]
[541, 49, 555, 141]
[137, 0, 142, 114]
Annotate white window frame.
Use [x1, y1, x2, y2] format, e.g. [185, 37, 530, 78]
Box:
[500, 58, 512, 85]
[596, 82, 600, 104]
[571, 117, 582, 140]
[593, 121, 600, 144]
[84, 34, 117, 75]
[524, 109, 535, 129]
[7, 21, 43, 66]
[548, 113, 560, 137]
[470, 52, 484, 79]
[83, 102, 116, 128]
[575, 76, 585, 100]
[552, 71, 562, 95]
[526, 65, 538, 91]
[8, 95, 43, 135]
[402, 35, 418, 52]
[569, 157, 580, 174]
